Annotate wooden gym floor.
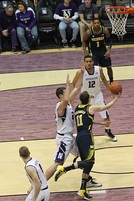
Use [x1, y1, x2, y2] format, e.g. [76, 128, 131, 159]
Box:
[0, 45, 134, 200]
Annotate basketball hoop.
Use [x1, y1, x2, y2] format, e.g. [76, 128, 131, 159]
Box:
[105, 6, 134, 42]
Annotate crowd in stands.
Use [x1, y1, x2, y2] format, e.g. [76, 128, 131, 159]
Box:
[0, 0, 101, 53]
[0, 0, 133, 54]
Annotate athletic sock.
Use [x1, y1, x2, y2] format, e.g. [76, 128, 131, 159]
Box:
[80, 178, 87, 190]
[64, 164, 75, 172]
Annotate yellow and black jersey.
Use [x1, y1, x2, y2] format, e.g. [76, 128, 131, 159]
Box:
[88, 26, 107, 54]
[75, 104, 94, 133]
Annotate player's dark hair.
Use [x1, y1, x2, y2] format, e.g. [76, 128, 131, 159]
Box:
[56, 87, 65, 98]
[19, 146, 30, 158]
[84, 54, 93, 61]
[80, 91, 90, 104]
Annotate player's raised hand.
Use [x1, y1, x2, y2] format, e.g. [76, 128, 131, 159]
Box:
[79, 60, 85, 73]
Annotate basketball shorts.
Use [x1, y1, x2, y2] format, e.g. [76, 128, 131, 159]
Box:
[93, 54, 112, 67]
[90, 91, 110, 119]
[76, 132, 95, 162]
[25, 188, 50, 201]
[54, 134, 79, 163]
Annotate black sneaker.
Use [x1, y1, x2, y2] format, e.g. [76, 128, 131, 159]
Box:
[63, 43, 69, 48]
[70, 40, 76, 48]
[21, 50, 30, 54]
[105, 129, 117, 142]
[12, 47, 17, 54]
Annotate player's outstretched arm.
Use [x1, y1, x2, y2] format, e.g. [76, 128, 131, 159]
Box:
[70, 65, 84, 103]
[57, 74, 71, 116]
[89, 94, 120, 114]
[72, 69, 83, 90]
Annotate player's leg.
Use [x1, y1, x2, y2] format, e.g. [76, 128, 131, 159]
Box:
[37, 189, 50, 201]
[99, 56, 113, 84]
[71, 135, 102, 188]
[95, 92, 117, 142]
[25, 190, 34, 201]
[46, 135, 75, 180]
[54, 133, 94, 199]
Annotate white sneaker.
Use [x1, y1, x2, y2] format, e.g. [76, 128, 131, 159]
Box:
[87, 178, 102, 188]
[105, 129, 118, 142]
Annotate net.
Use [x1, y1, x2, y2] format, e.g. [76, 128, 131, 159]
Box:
[105, 6, 129, 41]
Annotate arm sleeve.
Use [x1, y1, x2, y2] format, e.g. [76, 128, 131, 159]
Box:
[28, 9, 37, 29]
[53, 13, 64, 21]
[72, 12, 79, 20]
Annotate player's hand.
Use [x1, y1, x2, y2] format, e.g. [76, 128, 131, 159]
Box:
[79, 64, 85, 73]
[111, 93, 121, 100]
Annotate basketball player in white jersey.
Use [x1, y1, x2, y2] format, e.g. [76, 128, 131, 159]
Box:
[19, 146, 50, 201]
[45, 72, 102, 188]
[45, 73, 82, 180]
[72, 54, 117, 142]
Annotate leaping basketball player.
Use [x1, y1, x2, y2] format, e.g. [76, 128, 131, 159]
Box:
[45, 68, 102, 188]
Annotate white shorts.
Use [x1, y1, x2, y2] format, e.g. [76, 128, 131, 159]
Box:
[25, 188, 50, 201]
[54, 134, 79, 163]
[90, 91, 110, 119]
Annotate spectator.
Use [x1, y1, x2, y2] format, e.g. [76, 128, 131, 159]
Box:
[54, 0, 79, 48]
[0, 5, 18, 53]
[78, 0, 99, 49]
[15, 1, 38, 54]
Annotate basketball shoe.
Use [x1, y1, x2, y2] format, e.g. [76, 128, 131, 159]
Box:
[105, 129, 117, 142]
[54, 165, 66, 181]
[77, 189, 92, 200]
[87, 178, 102, 188]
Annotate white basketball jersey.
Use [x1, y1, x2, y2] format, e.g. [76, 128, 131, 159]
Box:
[25, 158, 48, 190]
[81, 66, 101, 96]
[55, 102, 74, 135]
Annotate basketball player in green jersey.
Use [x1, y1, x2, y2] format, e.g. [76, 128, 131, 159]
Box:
[83, 18, 113, 84]
[54, 91, 120, 200]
